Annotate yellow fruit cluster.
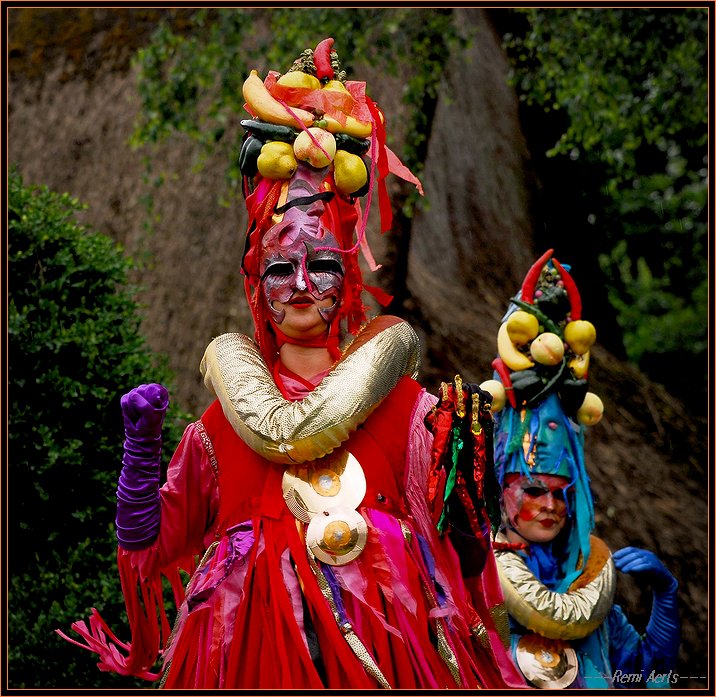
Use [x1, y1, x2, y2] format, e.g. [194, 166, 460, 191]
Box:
[243, 69, 372, 139]
[497, 309, 597, 378]
[256, 133, 366, 196]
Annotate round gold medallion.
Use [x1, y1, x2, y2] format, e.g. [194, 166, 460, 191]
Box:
[306, 508, 368, 566]
[282, 451, 366, 522]
[310, 468, 341, 497]
[515, 633, 579, 689]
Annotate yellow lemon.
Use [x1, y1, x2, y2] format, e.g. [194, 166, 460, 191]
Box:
[506, 310, 539, 345]
[276, 71, 321, 91]
[323, 79, 349, 93]
[564, 320, 597, 356]
[333, 150, 368, 195]
[257, 141, 297, 180]
[576, 392, 604, 426]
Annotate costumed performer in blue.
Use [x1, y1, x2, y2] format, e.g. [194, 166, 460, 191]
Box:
[478, 250, 680, 689]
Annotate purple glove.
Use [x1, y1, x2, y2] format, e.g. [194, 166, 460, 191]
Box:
[613, 546, 680, 670]
[115, 384, 169, 550]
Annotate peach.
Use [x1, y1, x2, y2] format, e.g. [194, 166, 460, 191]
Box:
[530, 332, 565, 365]
[293, 127, 336, 168]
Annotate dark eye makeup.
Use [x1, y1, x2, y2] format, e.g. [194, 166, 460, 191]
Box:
[522, 486, 566, 500]
[262, 262, 294, 278]
[307, 259, 344, 275]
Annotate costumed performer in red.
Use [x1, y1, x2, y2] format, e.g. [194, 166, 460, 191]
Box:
[58, 38, 526, 690]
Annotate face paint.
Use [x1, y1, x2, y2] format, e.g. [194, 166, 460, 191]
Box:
[259, 162, 345, 327]
[503, 473, 571, 544]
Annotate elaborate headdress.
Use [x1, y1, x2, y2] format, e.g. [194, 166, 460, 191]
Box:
[482, 250, 604, 591]
[237, 38, 422, 364]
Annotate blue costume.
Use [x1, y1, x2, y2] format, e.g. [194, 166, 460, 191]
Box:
[484, 252, 679, 689]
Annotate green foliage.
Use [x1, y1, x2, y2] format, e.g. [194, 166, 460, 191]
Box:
[8, 169, 189, 687]
[130, 8, 466, 207]
[502, 9, 708, 393]
[131, 9, 252, 201]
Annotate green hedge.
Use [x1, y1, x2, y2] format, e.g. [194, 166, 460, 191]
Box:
[8, 169, 189, 687]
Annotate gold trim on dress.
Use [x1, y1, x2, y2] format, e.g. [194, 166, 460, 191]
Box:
[307, 553, 391, 688]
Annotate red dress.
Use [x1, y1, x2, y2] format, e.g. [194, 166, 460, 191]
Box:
[63, 375, 524, 689]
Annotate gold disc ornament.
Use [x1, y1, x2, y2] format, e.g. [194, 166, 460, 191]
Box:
[282, 450, 367, 523]
[306, 508, 368, 566]
[515, 634, 579, 689]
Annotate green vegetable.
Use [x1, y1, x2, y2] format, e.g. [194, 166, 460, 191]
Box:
[510, 297, 560, 335]
[334, 132, 370, 155]
[238, 135, 263, 177]
[240, 119, 298, 143]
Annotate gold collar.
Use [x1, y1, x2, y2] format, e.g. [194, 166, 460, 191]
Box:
[494, 533, 615, 640]
[200, 316, 420, 464]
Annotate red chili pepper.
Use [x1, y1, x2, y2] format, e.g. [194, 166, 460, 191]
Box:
[520, 248, 554, 304]
[551, 257, 582, 320]
[491, 358, 516, 409]
[314, 37, 335, 80]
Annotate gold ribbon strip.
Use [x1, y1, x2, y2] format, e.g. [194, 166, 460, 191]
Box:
[307, 553, 392, 689]
[200, 316, 420, 464]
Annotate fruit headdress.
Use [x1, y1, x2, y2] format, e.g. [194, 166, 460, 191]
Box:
[237, 38, 423, 364]
[482, 251, 604, 590]
[483, 249, 602, 424]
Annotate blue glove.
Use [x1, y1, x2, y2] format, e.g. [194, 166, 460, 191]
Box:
[613, 546, 677, 594]
[613, 546, 680, 674]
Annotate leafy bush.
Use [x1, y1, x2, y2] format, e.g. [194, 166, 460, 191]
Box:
[8, 169, 189, 687]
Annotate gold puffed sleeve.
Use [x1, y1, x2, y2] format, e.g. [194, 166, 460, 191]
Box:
[200, 316, 421, 464]
[495, 534, 616, 640]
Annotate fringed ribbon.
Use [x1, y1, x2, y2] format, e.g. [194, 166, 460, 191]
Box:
[403, 526, 465, 687]
[306, 553, 392, 689]
[56, 548, 192, 682]
[424, 377, 501, 542]
[367, 98, 393, 233]
[364, 284, 393, 308]
[424, 385, 453, 527]
[385, 146, 424, 196]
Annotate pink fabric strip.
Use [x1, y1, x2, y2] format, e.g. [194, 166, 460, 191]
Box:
[332, 563, 402, 639]
[391, 600, 441, 688]
[385, 145, 424, 195]
[365, 508, 417, 616]
[404, 389, 438, 544]
[280, 546, 310, 653]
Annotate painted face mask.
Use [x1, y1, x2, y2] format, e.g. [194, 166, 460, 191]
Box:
[502, 473, 571, 542]
[259, 163, 345, 326]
